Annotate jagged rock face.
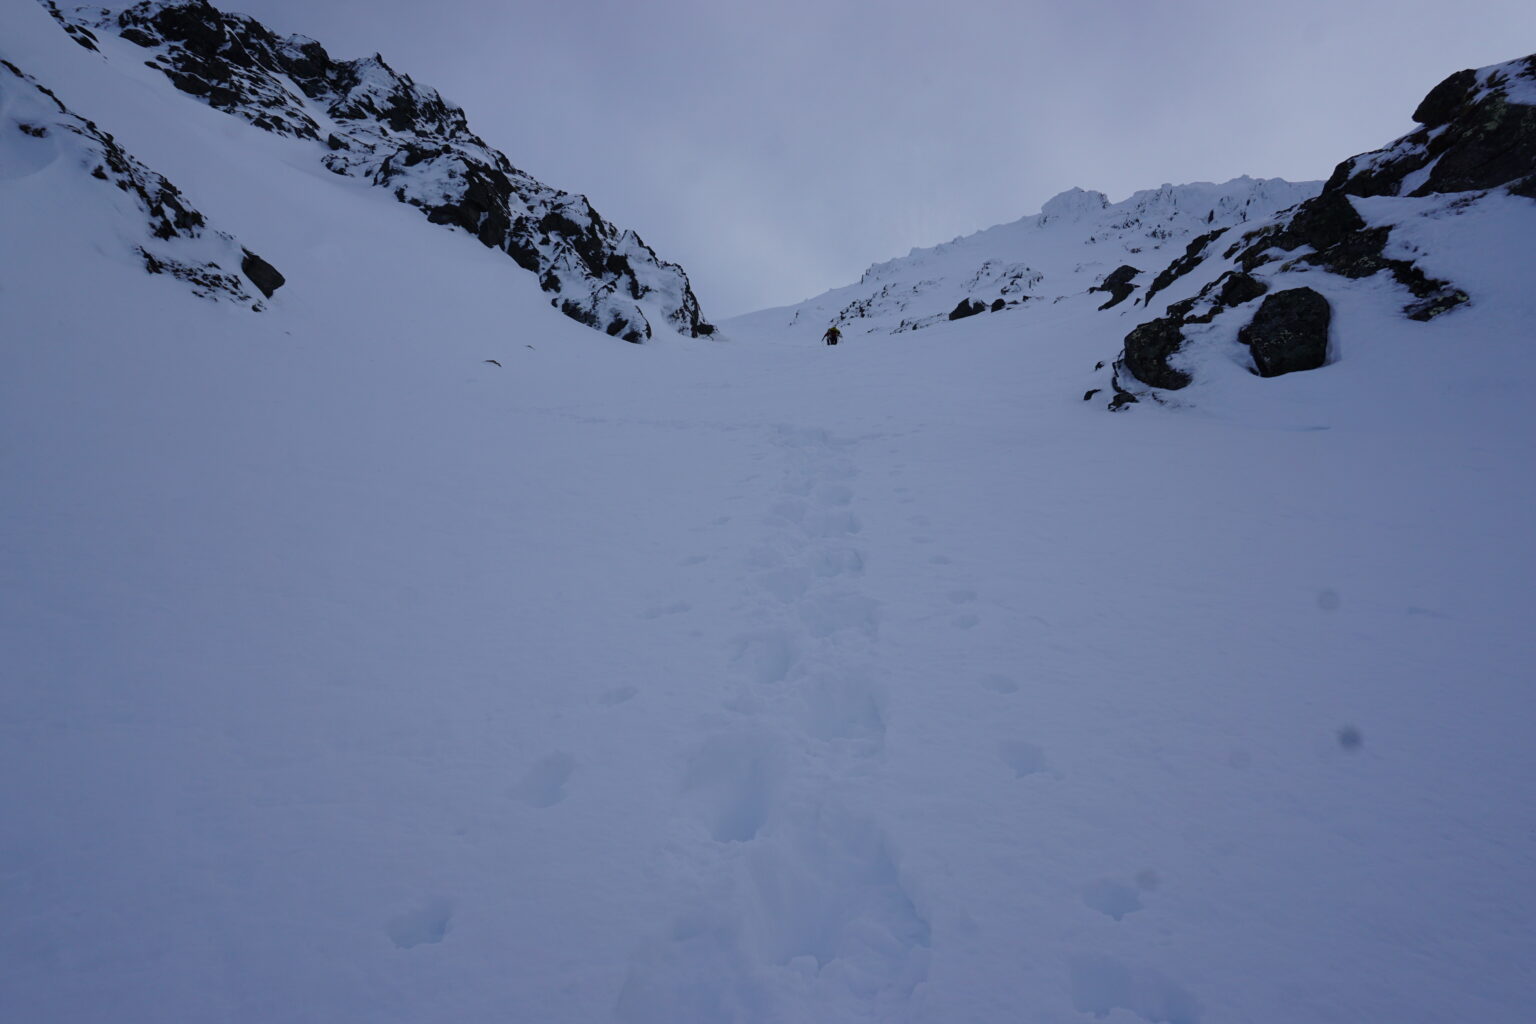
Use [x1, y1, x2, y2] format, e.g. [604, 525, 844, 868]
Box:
[1239, 288, 1331, 378]
[1230, 189, 1466, 321]
[1141, 228, 1227, 306]
[1210, 270, 1267, 310]
[1325, 55, 1536, 199]
[1164, 270, 1269, 326]
[2, 53, 279, 307]
[48, 0, 711, 343]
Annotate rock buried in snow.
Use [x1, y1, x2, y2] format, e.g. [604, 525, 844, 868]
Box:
[1239, 288, 1332, 378]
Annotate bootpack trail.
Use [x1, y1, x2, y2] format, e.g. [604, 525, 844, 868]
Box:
[4, 4, 1532, 1011]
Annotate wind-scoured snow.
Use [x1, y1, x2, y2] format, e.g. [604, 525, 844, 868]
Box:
[3, 4, 1535, 1023]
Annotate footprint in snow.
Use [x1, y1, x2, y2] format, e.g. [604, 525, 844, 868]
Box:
[979, 674, 1019, 694]
[514, 752, 576, 808]
[1080, 878, 1144, 920]
[641, 601, 691, 619]
[1069, 954, 1201, 1024]
[385, 898, 453, 949]
[999, 740, 1049, 778]
[598, 686, 638, 706]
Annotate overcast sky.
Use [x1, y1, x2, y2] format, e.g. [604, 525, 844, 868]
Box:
[224, 0, 1536, 318]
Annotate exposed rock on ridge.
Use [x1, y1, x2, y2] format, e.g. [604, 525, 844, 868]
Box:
[1105, 51, 1536, 403]
[772, 177, 1317, 339]
[47, 0, 711, 342]
[2, 52, 281, 307]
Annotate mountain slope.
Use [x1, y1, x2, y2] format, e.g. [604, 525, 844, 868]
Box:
[2, 51, 282, 307]
[1099, 53, 1536, 407]
[730, 177, 1320, 339]
[4, 8, 1535, 1024]
[43, 0, 712, 342]
[738, 54, 1534, 416]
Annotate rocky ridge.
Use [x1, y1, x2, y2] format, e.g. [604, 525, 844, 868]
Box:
[2, 51, 282, 307]
[45, 0, 711, 342]
[1103, 53, 1536, 408]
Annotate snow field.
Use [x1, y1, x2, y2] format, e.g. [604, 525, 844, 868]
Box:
[5, 5, 1536, 1021]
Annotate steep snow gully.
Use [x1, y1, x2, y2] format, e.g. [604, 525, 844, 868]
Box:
[4, 3, 1536, 1023]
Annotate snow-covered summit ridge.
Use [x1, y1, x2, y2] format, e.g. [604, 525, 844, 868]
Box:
[744, 176, 1318, 338]
[1038, 186, 1108, 224]
[43, 0, 713, 342]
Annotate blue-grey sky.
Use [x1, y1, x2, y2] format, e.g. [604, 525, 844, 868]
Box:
[226, 0, 1536, 318]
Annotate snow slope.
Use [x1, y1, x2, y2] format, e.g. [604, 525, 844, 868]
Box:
[4, 5, 1535, 1023]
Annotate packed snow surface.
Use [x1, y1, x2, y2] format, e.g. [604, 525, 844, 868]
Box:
[4, 4, 1535, 1022]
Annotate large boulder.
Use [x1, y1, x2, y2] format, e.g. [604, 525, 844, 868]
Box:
[1122, 316, 1191, 390]
[1412, 69, 1479, 127]
[240, 250, 285, 297]
[1239, 288, 1331, 377]
[948, 298, 986, 321]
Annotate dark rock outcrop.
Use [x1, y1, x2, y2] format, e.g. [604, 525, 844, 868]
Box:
[240, 250, 286, 298]
[1090, 264, 1140, 310]
[1141, 228, 1227, 305]
[1107, 390, 1138, 412]
[1217, 56, 1536, 329]
[1231, 190, 1466, 318]
[1239, 288, 1331, 378]
[49, 0, 711, 341]
[1165, 270, 1270, 326]
[1413, 69, 1479, 127]
[1211, 270, 1267, 309]
[1087, 54, 1532, 407]
[1325, 55, 1536, 200]
[1121, 316, 1191, 390]
[948, 298, 986, 321]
